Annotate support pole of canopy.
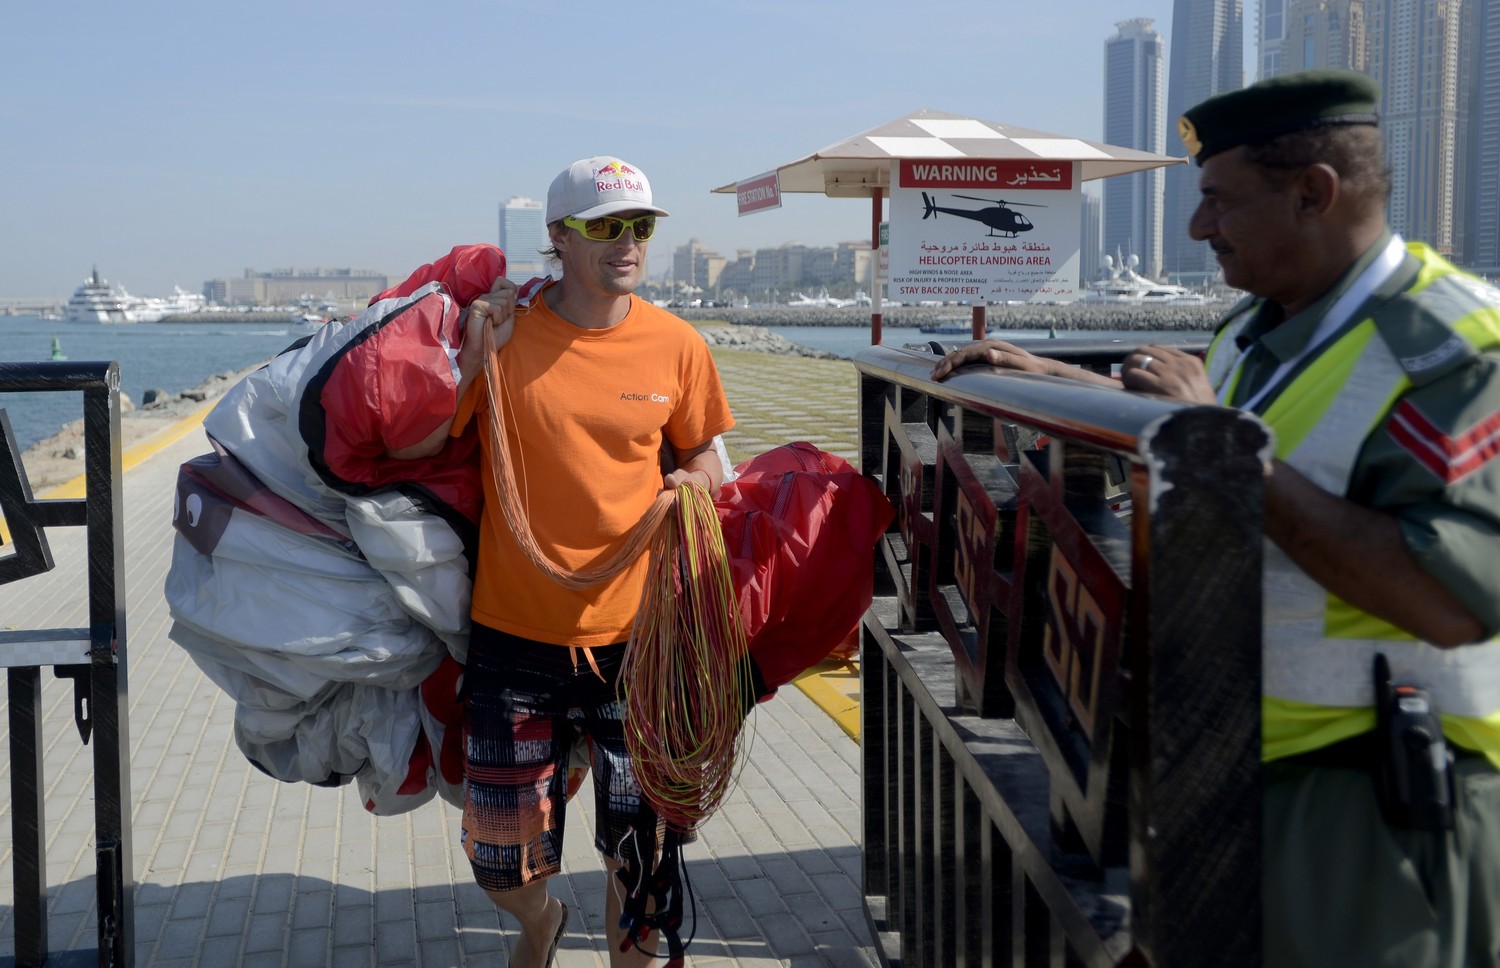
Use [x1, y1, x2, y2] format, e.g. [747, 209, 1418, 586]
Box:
[971, 304, 986, 341]
[870, 188, 883, 346]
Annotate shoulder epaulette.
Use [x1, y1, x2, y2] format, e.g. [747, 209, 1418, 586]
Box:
[1370, 272, 1500, 386]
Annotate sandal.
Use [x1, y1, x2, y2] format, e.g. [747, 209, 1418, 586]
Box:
[544, 899, 569, 968]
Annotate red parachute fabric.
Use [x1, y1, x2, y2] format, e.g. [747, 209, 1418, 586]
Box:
[715, 442, 894, 699]
[373, 243, 509, 306]
[305, 243, 507, 519]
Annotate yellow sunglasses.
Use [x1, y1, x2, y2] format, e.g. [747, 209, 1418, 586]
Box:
[562, 214, 658, 242]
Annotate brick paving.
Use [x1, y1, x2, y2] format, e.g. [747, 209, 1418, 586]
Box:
[0, 348, 877, 966]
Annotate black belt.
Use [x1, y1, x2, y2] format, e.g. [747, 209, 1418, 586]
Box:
[1288, 731, 1488, 771]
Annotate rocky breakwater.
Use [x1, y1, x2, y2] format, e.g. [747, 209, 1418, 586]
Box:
[695, 324, 841, 359]
[677, 301, 1227, 332]
[19, 367, 255, 493]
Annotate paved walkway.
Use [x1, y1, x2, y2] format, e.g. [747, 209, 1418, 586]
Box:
[0, 348, 878, 966]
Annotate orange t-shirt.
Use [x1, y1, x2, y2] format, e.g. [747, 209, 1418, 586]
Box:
[453, 289, 735, 646]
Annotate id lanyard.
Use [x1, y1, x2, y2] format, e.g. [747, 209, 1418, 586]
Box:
[1221, 235, 1408, 412]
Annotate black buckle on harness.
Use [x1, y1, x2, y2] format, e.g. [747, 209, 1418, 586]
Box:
[616, 823, 693, 967]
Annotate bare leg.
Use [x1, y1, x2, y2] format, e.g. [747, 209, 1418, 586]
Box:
[604, 859, 657, 968]
[486, 881, 566, 968]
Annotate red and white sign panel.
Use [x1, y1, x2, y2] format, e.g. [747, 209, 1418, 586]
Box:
[898, 159, 1075, 191]
[887, 159, 1082, 304]
[736, 172, 782, 216]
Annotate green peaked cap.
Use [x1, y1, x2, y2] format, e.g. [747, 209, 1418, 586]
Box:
[1177, 69, 1380, 165]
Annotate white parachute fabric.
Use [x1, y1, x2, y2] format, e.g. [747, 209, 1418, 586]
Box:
[165, 283, 474, 815]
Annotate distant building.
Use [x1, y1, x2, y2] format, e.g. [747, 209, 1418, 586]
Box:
[672, 238, 726, 296]
[499, 196, 547, 281]
[203, 267, 388, 307]
[717, 249, 756, 296]
[1367, 0, 1465, 255]
[1256, 0, 1489, 268]
[1163, 0, 1243, 282]
[1103, 18, 1167, 279]
[677, 240, 873, 300]
[840, 242, 874, 288]
[1276, 0, 1364, 74]
[751, 244, 806, 293]
[1463, 0, 1500, 269]
[1080, 192, 1103, 288]
[1258, 0, 1287, 79]
[202, 277, 258, 306]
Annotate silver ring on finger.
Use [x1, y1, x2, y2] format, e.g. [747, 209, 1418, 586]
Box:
[1139, 354, 1154, 372]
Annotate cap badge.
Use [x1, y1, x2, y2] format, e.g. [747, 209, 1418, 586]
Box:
[1177, 116, 1202, 158]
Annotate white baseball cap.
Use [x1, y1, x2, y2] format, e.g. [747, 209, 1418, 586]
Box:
[545, 156, 670, 223]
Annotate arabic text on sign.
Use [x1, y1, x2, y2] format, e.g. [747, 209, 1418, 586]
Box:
[900, 159, 1074, 191]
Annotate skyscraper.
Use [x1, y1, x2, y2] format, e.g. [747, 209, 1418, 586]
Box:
[1258, 0, 1287, 78]
[1080, 191, 1103, 288]
[1464, 0, 1500, 269]
[1280, 0, 1365, 74]
[1162, 0, 1243, 281]
[1366, 0, 1466, 255]
[1103, 18, 1167, 279]
[498, 196, 546, 282]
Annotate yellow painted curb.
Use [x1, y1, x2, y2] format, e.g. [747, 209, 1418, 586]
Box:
[0, 398, 215, 543]
[792, 660, 862, 741]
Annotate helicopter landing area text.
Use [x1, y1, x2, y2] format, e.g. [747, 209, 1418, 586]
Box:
[918, 255, 1052, 265]
[887, 158, 1083, 303]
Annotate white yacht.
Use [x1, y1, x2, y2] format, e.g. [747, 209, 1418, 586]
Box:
[134, 286, 208, 321]
[1083, 253, 1208, 304]
[64, 268, 141, 323]
[65, 271, 207, 322]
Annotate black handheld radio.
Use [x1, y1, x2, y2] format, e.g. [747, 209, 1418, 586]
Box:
[1373, 653, 1455, 831]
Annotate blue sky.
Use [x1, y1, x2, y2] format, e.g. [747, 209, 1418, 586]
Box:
[2, 0, 1235, 300]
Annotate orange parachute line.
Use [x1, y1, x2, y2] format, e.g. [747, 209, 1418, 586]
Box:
[479, 316, 749, 831]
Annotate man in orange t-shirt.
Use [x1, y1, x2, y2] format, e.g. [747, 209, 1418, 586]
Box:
[395, 156, 733, 967]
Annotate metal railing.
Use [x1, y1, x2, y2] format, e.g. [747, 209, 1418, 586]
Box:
[0, 361, 134, 967]
[853, 342, 1267, 967]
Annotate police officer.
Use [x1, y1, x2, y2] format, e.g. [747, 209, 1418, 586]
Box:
[933, 71, 1500, 966]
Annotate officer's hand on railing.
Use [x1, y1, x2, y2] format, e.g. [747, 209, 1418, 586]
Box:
[930, 339, 1057, 381]
[1119, 346, 1219, 405]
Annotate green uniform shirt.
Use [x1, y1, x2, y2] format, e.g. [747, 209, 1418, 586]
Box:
[1221, 233, 1500, 764]
[1227, 232, 1500, 634]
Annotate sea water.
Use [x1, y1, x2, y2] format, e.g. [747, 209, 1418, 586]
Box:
[0, 316, 301, 453]
[759, 324, 1160, 358]
[0, 316, 1166, 455]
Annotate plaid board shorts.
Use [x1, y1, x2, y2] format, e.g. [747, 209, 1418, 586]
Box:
[460, 625, 661, 893]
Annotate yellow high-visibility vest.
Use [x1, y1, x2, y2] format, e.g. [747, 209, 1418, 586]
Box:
[1205, 243, 1500, 764]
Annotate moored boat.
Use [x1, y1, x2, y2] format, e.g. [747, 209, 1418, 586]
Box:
[1083, 252, 1209, 305]
[64, 268, 140, 323]
[63, 269, 208, 323]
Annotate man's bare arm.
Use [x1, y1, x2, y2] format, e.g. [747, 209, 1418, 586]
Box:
[664, 439, 723, 496]
[930, 338, 1120, 386]
[1264, 459, 1485, 646]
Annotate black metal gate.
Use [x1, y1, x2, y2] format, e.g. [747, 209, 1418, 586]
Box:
[1, 361, 134, 967]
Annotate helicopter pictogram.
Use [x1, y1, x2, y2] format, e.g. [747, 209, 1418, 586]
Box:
[921, 191, 1046, 238]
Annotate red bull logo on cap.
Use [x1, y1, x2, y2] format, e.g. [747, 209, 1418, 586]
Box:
[593, 159, 645, 194]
